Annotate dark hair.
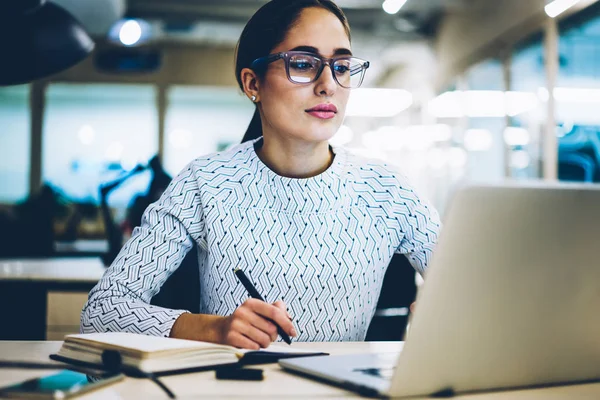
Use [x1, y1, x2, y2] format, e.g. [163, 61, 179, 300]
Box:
[235, 0, 351, 143]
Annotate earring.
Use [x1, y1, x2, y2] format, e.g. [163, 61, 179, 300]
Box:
[251, 95, 257, 102]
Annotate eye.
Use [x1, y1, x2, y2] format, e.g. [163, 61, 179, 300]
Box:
[334, 64, 350, 74]
[290, 58, 317, 71]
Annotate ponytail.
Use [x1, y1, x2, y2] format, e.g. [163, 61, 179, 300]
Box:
[241, 107, 262, 143]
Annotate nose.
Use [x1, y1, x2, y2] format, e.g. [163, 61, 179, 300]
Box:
[314, 63, 337, 97]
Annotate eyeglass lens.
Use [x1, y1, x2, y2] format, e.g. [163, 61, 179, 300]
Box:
[288, 54, 365, 88]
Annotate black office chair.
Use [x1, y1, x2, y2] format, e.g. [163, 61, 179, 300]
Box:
[149, 247, 200, 313]
[365, 254, 417, 341]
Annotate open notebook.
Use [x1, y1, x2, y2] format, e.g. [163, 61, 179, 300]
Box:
[50, 333, 328, 375]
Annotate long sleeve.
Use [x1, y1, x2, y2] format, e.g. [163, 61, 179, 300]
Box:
[394, 178, 441, 276]
[81, 163, 207, 337]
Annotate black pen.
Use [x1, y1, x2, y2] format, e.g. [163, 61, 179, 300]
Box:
[234, 268, 293, 345]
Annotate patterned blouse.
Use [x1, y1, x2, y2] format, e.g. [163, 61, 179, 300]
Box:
[81, 139, 441, 341]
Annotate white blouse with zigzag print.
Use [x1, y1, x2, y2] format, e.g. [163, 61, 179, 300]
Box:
[81, 139, 441, 342]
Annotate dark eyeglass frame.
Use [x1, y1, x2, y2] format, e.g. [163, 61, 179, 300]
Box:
[250, 51, 370, 89]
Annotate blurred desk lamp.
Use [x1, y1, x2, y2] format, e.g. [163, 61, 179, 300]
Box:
[0, 0, 94, 86]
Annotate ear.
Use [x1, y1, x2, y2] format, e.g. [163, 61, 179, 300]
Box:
[241, 68, 261, 102]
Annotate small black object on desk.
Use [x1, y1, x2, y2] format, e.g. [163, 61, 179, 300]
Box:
[216, 367, 264, 381]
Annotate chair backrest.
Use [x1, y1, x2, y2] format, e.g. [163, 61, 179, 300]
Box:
[365, 254, 416, 341]
[150, 245, 200, 313]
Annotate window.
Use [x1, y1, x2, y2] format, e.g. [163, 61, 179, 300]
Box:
[509, 36, 545, 179]
[555, 5, 600, 182]
[0, 85, 30, 203]
[463, 59, 507, 182]
[42, 84, 158, 207]
[164, 86, 254, 176]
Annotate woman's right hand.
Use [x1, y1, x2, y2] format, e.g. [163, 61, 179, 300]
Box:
[218, 298, 297, 349]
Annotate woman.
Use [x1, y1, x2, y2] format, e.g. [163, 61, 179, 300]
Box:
[81, 0, 441, 349]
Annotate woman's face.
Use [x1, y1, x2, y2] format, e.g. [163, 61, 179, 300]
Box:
[258, 7, 351, 144]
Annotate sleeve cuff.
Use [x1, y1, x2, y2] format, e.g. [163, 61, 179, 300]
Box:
[154, 308, 191, 338]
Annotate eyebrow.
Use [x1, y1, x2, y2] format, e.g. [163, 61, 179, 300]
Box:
[289, 45, 353, 57]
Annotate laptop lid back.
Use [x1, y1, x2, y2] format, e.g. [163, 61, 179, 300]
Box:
[390, 184, 600, 397]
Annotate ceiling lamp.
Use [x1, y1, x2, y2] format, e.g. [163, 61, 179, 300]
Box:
[0, 0, 95, 86]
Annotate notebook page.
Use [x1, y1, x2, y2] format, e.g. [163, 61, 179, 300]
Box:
[258, 344, 327, 354]
[65, 333, 231, 354]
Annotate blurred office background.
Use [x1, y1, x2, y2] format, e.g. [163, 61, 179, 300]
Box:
[1, 0, 599, 340]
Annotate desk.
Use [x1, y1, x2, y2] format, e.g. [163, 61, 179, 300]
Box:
[54, 240, 109, 257]
[0, 341, 599, 399]
[0, 258, 105, 340]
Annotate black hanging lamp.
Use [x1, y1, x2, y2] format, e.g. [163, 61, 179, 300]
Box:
[0, 0, 95, 86]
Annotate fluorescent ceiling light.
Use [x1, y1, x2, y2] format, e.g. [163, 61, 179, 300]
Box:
[504, 127, 530, 146]
[403, 124, 452, 142]
[544, 0, 581, 18]
[464, 91, 506, 118]
[346, 88, 413, 117]
[428, 91, 539, 118]
[428, 91, 464, 118]
[505, 92, 540, 116]
[553, 87, 600, 103]
[361, 124, 451, 151]
[537, 87, 550, 102]
[463, 129, 493, 152]
[382, 0, 407, 15]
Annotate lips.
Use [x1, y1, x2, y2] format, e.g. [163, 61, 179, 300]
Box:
[306, 103, 337, 119]
[306, 103, 338, 113]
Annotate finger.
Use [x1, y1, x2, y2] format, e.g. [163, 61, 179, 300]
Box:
[247, 299, 296, 337]
[241, 324, 273, 349]
[241, 302, 291, 342]
[227, 331, 260, 350]
[244, 310, 278, 342]
[273, 300, 293, 320]
[233, 307, 276, 341]
[229, 316, 271, 348]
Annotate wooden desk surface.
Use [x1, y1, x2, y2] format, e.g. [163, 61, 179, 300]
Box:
[0, 257, 105, 283]
[1, 341, 599, 399]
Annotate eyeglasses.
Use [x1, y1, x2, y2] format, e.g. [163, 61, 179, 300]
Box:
[250, 51, 370, 89]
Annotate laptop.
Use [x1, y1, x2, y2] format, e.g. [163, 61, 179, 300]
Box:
[280, 183, 600, 398]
